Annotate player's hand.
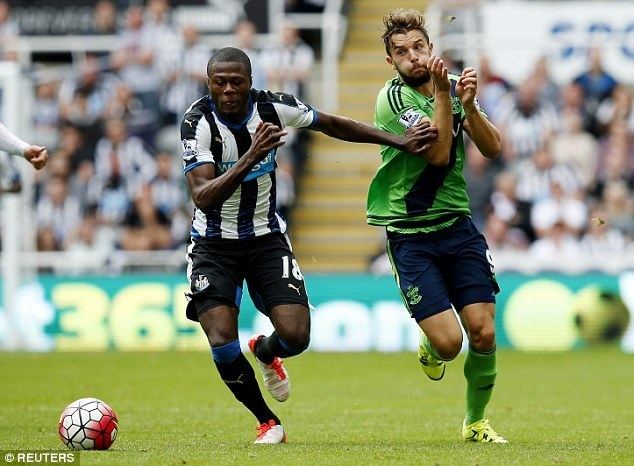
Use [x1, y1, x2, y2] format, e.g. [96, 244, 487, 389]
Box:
[250, 122, 287, 160]
[427, 55, 450, 94]
[23, 145, 48, 170]
[404, 118, 438, 155]
[456, 67, 478, 109]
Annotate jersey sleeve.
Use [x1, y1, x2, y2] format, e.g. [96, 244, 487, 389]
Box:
[271, 92, 316, 129]
[180, 113, 214, 173]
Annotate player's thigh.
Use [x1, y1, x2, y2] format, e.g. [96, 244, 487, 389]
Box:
[443, 218, 500, 311]
[185, 239, 246, 323]
[417, 307, 463, 357]
[198, 305, 240, 346]
[386, 233, 452, 322]
[245, 233, 309, 315]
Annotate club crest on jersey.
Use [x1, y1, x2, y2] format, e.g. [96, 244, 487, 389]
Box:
[194, 274, 209, 291]
[406, 285, 422, 305]
[399, 109, 423, 128]
[182, 139, 198, 161]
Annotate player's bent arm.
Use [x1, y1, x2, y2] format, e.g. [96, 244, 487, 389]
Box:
[423, 90, 453, 166]
[463, 106, 501, 159]
[186, 122, 286, 210]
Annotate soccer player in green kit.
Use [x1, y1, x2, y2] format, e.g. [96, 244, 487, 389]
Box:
[367, 9, 507, 443]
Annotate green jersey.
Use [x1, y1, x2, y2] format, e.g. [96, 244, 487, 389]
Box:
[367, 75, 480, 233]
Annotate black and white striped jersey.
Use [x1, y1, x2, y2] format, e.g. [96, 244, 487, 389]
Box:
[180, 89, 315, 240]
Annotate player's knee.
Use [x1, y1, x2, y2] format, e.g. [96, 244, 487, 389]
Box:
[433, 334, 463, 361]
[469, 324, 495, 352]
[204, 327, 236, 348]
[279, 330, 310, 356]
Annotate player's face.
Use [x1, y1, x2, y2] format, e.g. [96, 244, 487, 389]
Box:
[208, 62, 252, 120]
[387, 30, 433, 87]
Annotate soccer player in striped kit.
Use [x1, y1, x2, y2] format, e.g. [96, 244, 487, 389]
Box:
[181, 47, 437, 443]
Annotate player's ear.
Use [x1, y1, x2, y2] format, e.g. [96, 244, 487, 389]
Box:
[386, 56, 394, 69]
[429, 42, 434, 52]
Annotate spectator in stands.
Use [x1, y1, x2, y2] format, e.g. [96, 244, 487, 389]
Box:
[91, 0, 118, 35]
[120, 185, 172, 251]
[580, 205, 629, 257]
[111, 5, 161, 140]
[59, 56, 119, 149]
[494, 79, 559, 164]
[36, 176, 82, 248]
[528, 215, 581, 263]
[56, 125, 93, 172]
[64, 206, 116, 275]
[601, 180, 634, 237]
[549, 109, 598, 189]
[262, 21, 314, 100]
[489, 170, 532, 242]
[0, 0, 18, 61]
[484, 212, 529, 252]
[596, 84, 634, 134]
[465, 141, 498, 230]
[105, 83, 157, 143]
[262, 21, 315, 176]
[477, 54, 511, 117]
[515, 145, 583, 205]
[233, 20, 266, 90]
[530, 181, 587, 239]
[162, 25, 210, 125]
[529, 56, 559, 107]
[93, 118, 156, 197]
[32, 80, 61, 149]
[0, 152, 22, 193]
[573, 47, 618, 137]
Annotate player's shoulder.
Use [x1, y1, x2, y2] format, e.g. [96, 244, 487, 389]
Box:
[377, 78, 425, 118]
[252, 88, 303, 108]
[181, 96, 211, 138]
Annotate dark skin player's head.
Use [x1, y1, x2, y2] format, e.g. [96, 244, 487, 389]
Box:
[207, 47, 253, 122]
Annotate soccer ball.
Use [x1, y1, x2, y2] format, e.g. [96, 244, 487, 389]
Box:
[58, 397, 118, 450]
[572, 287, 630, 344]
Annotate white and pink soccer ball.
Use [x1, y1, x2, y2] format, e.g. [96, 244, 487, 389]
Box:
[58, 398, 118, 450]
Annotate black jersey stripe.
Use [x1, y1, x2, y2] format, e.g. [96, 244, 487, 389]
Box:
[204, 206, 223, 238]
[403, 112, 462, 215]
[393, 83, 404, 110]
[386, 84, 398, 114]
[267, 170, 280, 230]
[226, 124, 257, 238]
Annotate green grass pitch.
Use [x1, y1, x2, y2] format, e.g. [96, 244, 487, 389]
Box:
[1, 348, 632, 465]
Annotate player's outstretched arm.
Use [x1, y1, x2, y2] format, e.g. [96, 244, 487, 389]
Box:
[186, 122, 286, 210]
[457, 67, 501, 159]
[310, 111, 437, 156]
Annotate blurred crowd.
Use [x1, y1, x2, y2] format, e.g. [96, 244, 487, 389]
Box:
[1, 0, 632, 269]
[0, 0, 315, 260]
[469, 51, 634, 264]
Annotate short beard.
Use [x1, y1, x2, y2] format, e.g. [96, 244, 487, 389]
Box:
[399, 71, 430, 88]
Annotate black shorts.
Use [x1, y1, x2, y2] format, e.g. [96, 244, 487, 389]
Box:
[185, 232, 309, 321]
[386, 216, 500, 322]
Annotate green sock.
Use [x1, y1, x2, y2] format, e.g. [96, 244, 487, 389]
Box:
[463, 345, 497, 425]
[422, 334, 443, 361]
